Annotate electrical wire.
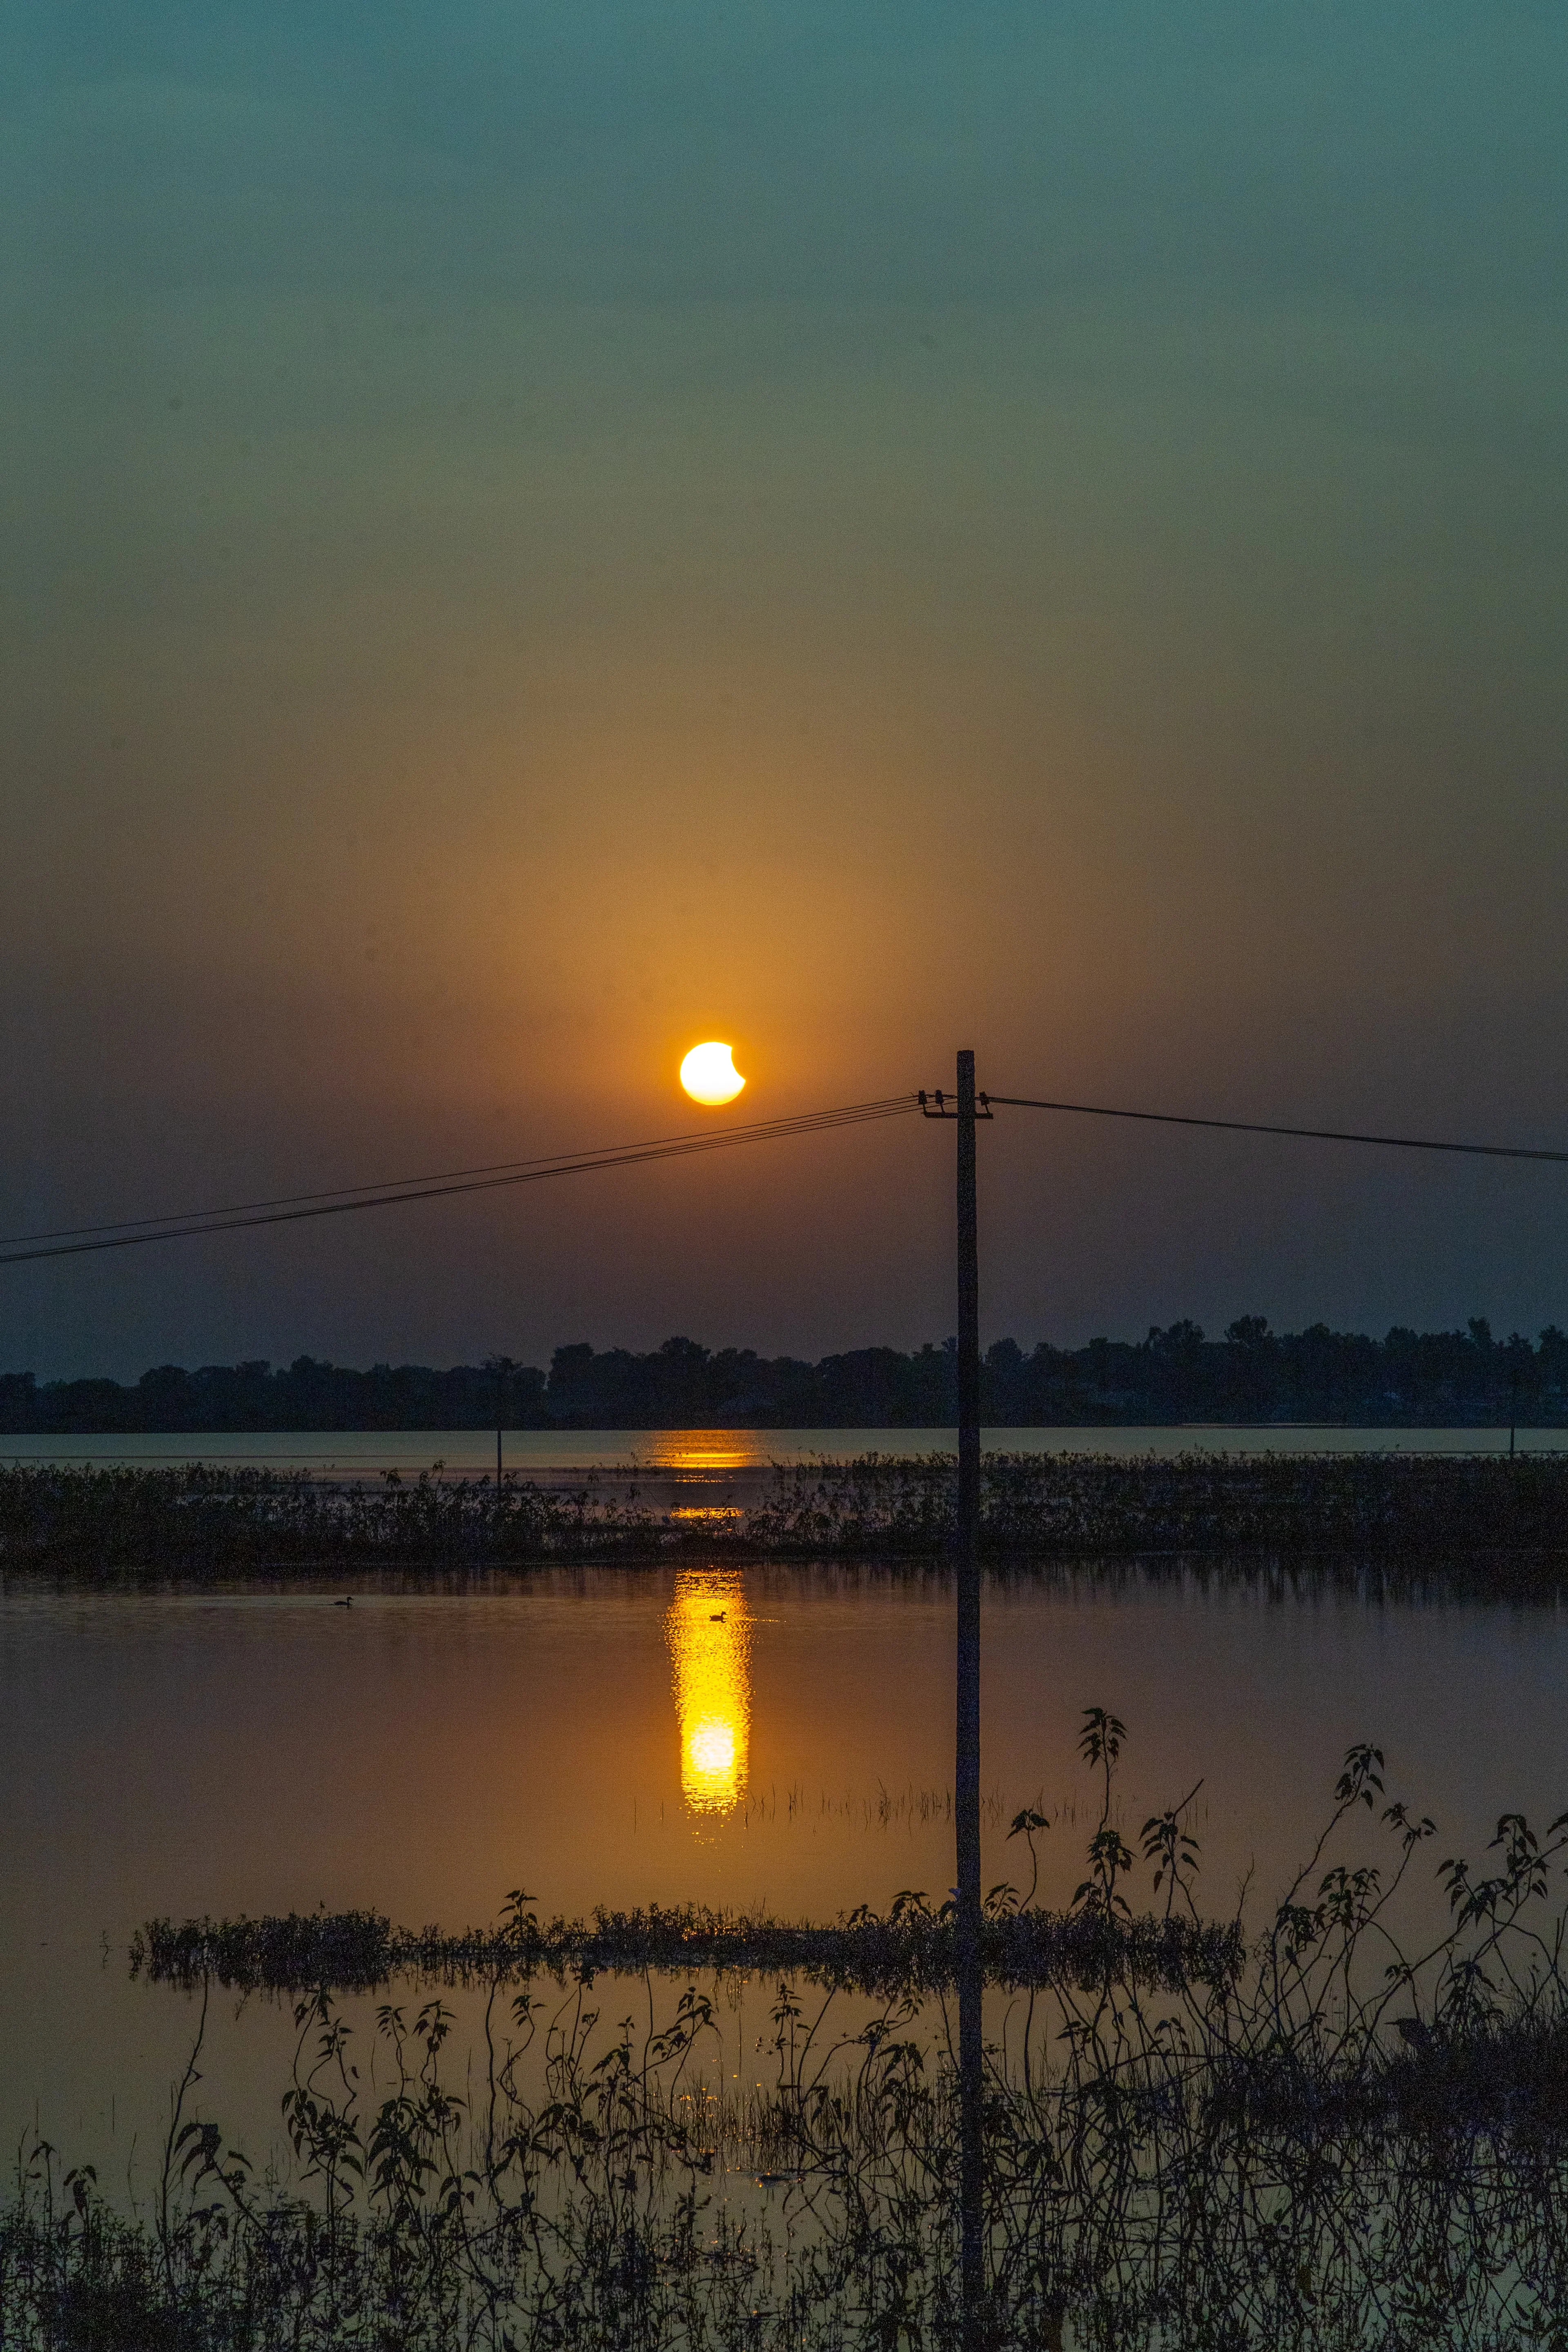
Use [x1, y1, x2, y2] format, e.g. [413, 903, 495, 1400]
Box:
[8, 1078, 1564, 1275]
[987, 1094, 1568, 1165]
[0, 1096, 920, 1269]
[0, 1141, 692, 1246]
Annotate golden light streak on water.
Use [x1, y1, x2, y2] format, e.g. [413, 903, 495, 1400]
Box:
[644, 1432, 769, 1472]
[666, 1569, 751, 1814]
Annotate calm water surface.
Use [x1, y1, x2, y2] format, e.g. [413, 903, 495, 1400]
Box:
[4, 1561, 1565, 2180]
[3, 1424, 1559, 1473]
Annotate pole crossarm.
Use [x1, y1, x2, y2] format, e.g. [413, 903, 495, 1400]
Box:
[918, 1089, 993, 1120]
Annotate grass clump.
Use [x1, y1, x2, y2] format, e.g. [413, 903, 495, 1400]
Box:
[131, 1899, 1243, 2004]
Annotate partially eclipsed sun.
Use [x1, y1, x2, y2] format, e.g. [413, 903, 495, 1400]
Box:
[680, 1041, 745, 1106]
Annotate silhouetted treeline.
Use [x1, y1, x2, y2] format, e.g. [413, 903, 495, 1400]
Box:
[2, 1316, 1567, 1431]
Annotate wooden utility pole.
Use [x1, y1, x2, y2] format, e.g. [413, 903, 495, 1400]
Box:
[955, 1047, 984, 2344]
[917, 1052, 990, 2341]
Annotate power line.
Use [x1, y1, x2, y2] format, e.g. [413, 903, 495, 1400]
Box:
[0, 1096, 920, 1269]
[988, 1093, 1568, 1165]
[6, 1076, 1565, 1276]
[1, 1140, 700, 1247]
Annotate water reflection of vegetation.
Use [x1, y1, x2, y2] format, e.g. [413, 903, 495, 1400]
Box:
[11, 1725, 1568, 2345]
[12, 1453, 1568, 1579]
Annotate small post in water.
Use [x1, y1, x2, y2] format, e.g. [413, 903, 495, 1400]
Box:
[955, 1046, 984, 2343]
[492, 1354, 514, 1503]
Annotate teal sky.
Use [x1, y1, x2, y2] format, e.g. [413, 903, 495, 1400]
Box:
[3, 2, 1567, 1377]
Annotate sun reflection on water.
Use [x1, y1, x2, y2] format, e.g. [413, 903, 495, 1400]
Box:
[666, 1570, 751, 1815]
[640, 1431, 775, 1472]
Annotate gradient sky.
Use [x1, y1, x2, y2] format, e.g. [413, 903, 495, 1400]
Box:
[3, 1, 1567, 1379]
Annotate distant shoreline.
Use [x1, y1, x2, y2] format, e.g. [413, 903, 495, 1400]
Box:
[5, 1319, 1564, 1433]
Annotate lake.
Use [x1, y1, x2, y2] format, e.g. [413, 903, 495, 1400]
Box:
[1, 1419, 1558, 1481]
[4, 1548, 1566, 2190]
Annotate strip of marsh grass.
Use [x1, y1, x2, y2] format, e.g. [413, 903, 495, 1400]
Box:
[7, 1451, 1568, 1579]
[131, 1899, 1244, 2000]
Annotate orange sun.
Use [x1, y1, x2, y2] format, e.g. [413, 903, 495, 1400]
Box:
[679, 1042, 745, 1106]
